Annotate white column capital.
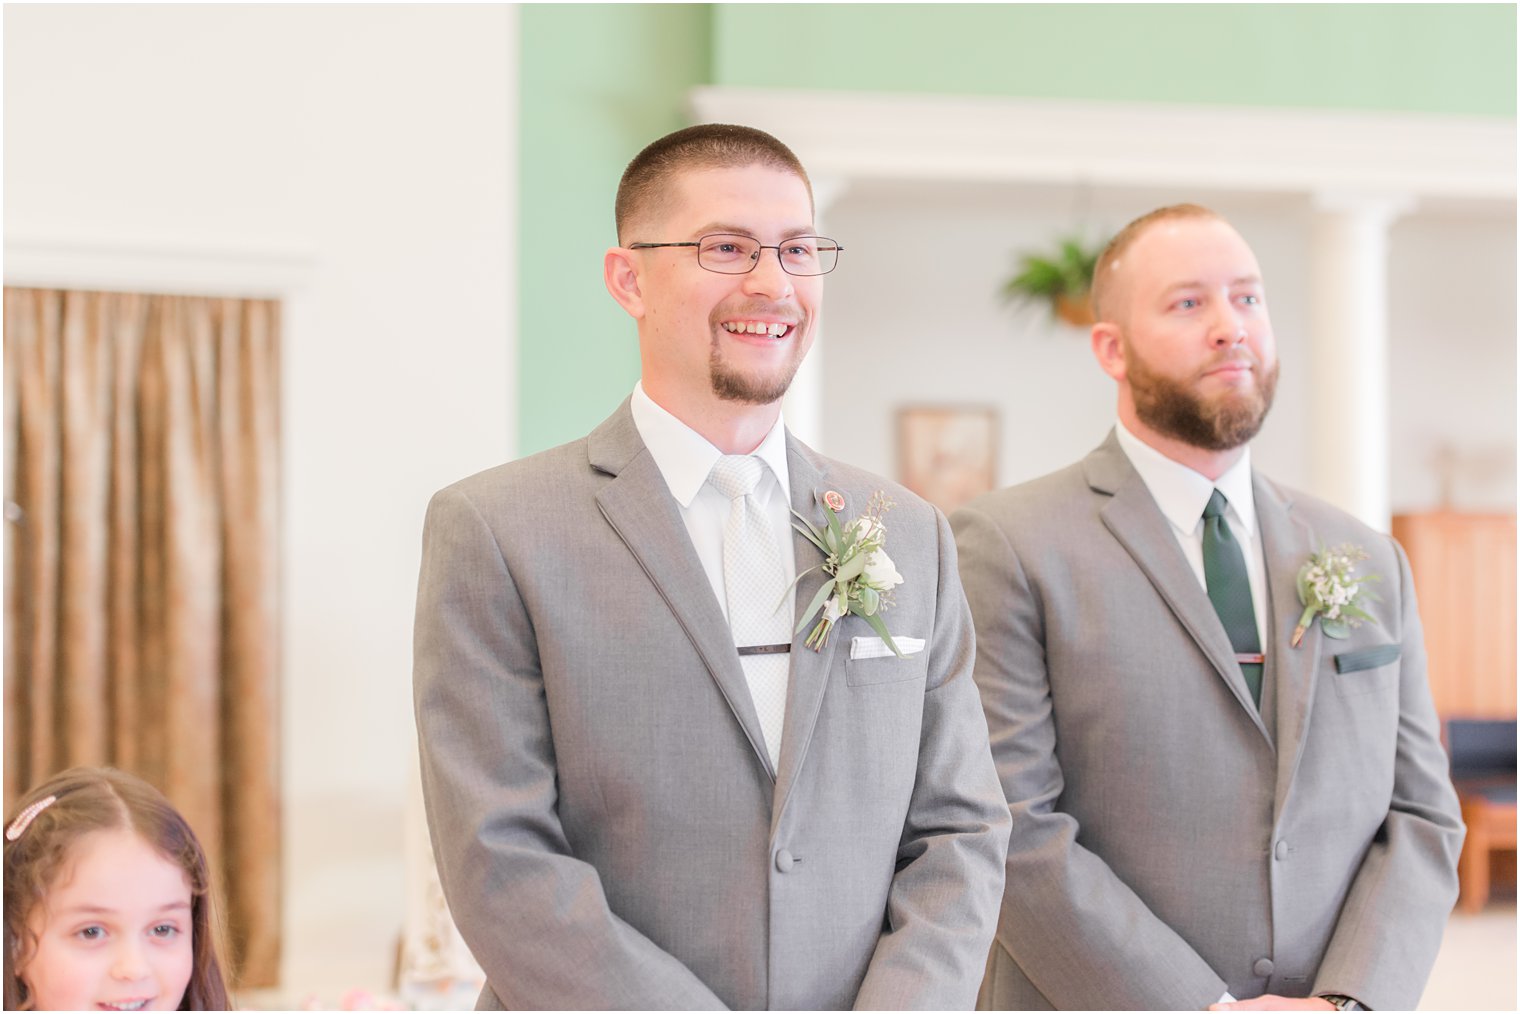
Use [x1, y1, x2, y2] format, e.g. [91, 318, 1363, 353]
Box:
[1311, 190, 1417, 226]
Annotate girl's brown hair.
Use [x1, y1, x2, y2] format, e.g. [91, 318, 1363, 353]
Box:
[3, 767, 231, 1010]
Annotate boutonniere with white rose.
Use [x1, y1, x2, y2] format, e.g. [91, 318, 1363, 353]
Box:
[787, 490, 905, 655]
[1291, 544, 1381, 647]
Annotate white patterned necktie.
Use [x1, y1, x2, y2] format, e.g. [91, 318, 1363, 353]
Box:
[707, 455, 792, 771]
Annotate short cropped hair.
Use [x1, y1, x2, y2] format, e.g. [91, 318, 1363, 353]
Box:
[1091, 203, 1221, 322]
[614, 123, 812, 244]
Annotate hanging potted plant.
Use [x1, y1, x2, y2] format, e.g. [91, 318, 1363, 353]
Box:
[1001, 235, 1105, 328]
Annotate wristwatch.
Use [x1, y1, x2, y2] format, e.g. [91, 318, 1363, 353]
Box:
[1319, 995, 1365, 1011]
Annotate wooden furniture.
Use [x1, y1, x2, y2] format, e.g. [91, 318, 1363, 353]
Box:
[1447, 718, 1518, 913]
[1393, 512, 1518, 911]
[1391, 512, 1517, 718]
[1459, 789, 1517, 913]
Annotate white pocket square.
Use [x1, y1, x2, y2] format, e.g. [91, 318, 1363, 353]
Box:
[849, 635, 925, 660]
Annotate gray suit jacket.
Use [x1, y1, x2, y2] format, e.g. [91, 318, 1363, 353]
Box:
[951, 432, 1464, 1011]
[414, 401, 1010, 1010]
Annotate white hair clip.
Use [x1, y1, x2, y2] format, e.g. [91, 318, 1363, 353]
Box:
[6, 795, 57, 841]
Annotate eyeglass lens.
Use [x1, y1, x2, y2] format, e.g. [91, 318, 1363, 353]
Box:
[697, 234, 840, 276]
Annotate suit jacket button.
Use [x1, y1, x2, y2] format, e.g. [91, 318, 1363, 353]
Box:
[1253, 958, 1274, 977]
[775, 849, 795, 873]
[1274, 840, 1288, 861]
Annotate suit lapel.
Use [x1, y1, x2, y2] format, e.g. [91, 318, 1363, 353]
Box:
[771, 435, 841, 831]
[1256, 476, 1322, 821]
[1088, 434, 1272, 745]
[589, 402, 775, 779]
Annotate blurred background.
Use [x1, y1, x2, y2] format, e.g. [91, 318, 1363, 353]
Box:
[4, 4, 1514, 1009]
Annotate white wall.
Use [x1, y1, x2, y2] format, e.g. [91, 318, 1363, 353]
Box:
[1388, 208, 1518, 511]
[4, 4, 516, 999]
[821, 180, 1515, 515]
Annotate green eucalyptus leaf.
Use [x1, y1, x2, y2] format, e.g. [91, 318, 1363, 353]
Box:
[862, 610, 905, 659]
[796, 582, 835, 635]
[779, 563, 823, 601]
[1341, 604, 1375, 624]
[1296, 566, 1313, 605]
[824, 505, 845, 545]
[791, 520, 827, 554]
[836, 551, 868, 583]
[1320, 618, 1352, 639]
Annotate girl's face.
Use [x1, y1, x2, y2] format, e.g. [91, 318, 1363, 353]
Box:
[19, 828, 194, 1011]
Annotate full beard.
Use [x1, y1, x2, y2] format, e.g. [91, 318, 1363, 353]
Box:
[708, 312, 809, 406]
[1128, 343, 1280, 452]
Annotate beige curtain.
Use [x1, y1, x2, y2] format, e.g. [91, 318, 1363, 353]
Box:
[4, 287, 281, 988]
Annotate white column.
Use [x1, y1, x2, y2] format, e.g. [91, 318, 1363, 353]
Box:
[1306, 193, 1413, 532]
[783, 178, 848, 450]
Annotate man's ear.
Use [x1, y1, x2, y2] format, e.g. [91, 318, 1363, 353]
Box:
[604, 247, 645, 319]
[1091, 320, 1127, 382]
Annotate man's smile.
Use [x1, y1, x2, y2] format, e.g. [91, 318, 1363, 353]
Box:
[720, 319, 794, 339]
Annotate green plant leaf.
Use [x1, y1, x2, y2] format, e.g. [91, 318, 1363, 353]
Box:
[779, 562, 823, 601]
[836, 550, 869, 583]
[1296, 566, 1313, 604]
[1002, 233, 1104, 307]
[795, 581, 835, 636]
[1003, 258, 1066, 298]
[823, 505, 845, 546]
[1340, 604, 1375, 624]
[861, 610, 905, 658]
[1321, 618, 1352, 639]
[791, 519, 827, 554]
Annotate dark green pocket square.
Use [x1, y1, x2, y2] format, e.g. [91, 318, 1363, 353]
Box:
[1334, 643, 1402, 673]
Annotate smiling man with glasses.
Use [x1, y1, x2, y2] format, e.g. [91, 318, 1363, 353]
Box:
[413, 123, 1009, 1010]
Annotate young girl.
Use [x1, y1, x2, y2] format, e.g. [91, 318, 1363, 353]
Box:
[3, 767, 230, 1010]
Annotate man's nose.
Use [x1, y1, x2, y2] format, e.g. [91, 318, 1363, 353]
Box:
[1208, 304, 1248, 346]
[741, 247, 794, 299]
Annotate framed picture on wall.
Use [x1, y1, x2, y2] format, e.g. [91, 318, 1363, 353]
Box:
[897, 405, 998, 515]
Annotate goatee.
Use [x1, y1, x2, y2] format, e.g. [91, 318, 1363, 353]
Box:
[709, 348, 800, 404]
[707, 311, 808, 405]
[1127, 343, 1279, 452]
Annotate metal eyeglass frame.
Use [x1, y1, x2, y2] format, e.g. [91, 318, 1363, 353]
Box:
[628, 234, 843, 276]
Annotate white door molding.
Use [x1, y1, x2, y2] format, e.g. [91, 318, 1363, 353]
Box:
[689, 87, 1515, 202]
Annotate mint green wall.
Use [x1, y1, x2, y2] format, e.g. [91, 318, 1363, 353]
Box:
[517, 4, 709, 454]
[518, 3, 1514, 455]
[714, 5, 1515, 117]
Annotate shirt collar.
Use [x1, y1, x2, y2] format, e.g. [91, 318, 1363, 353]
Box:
[630, 382, 791, 508]
[1114, 418, 1256, 538]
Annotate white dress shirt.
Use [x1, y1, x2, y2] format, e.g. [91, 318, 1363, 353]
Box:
[1114, 419, 1268, 650]
[629, 382, 797, 627]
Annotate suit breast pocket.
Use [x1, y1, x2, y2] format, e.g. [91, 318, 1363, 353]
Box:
[1331, 642, 1401, 698]
[845, 654, 928, 688]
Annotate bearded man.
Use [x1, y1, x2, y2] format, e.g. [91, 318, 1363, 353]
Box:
[952, 204, 1463, 1011]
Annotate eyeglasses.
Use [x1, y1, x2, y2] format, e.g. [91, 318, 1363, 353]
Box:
[628, 234, 842, 276]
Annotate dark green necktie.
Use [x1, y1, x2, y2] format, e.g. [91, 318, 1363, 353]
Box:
[1201, 489, 1263, 707]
